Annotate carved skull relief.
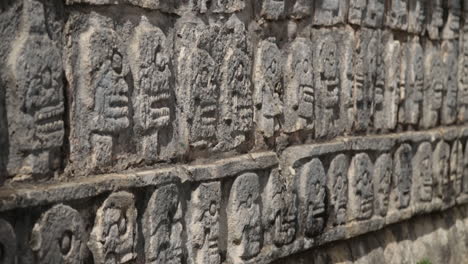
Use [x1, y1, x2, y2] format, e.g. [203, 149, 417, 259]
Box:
[328, 154, 349, 225]
[228, 172, 262, 262]
[31, 205, 85, 264]
[349, 153, 374, 220]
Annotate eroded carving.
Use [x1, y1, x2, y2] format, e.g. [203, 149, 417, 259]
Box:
[459, 21, 468, 122]
[144, 184, 184, 264]
[284, 37, 314, 133]
[451, 140, 463, 197]
[191, 182, 221, 264]
[401, 38, 424, 127]
[298, 158, 327, 237]
[212, 0, 246, 13]
[254, 38, 283, 138]
[349, 153, 374, 220]
[315, 33, 341, 138]
[176, 20, 218, 149]
[290, 0, 313, 18]
[426, 0, 443, 39]
[408, 0, 425, 34]
[433, 141, 450, 200]
[88, 191, 138, 264]
[328, 154, 349, 226]
[259, 0, 285, 20]
[313, 0, 347, 25]
[422, 49, 444, 128]
[129, 18, 173, 162]
[363, 0, 385, 28]
[442, 0, 461, 39]
[375, 35, 401, 131]
[228, 172, 262, 262]
[353, 29, 379, 132]
[441, 41, 458, 125]
[374, 154, 392, 216]
[0, 218, 16, 264]
[74, 16, 129, 169]
[348, 0, 366, 25]
[7, 0, 64, 177]
[393, 144, 412, 209]
[31, 205, 85, 264]
[216, 16, 253, 150]
[413, 142, 433, 202]
[386, 0, 409, 31]
[464, 141, 468, 194]
[264, 169, 296, 246]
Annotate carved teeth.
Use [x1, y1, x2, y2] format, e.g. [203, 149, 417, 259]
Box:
[302, 85, 314, 103]
[38, 120, 64, 133]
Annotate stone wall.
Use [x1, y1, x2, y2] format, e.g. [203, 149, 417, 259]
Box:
[1, 0, 468, 263]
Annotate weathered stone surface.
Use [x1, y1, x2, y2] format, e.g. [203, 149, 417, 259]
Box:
[374, 154, 392, 217]
[227, 172, 262, 263]
[30, 204, 85, 264]
[393, 144, 413, 210]
[0, 218, 16, 264]
[328, 154, 350, 226]
[284, 37, 314, 134]
[433, 140, 451, 201]
[254, 38, 283, 138]
[128, 17, 175, 163]
[413, 142, 434, 203]
[385, 0, 408, 31]
[442, 0, 461, 40]
[190, 182, 221, 264]
[88, 191, 138, 264]
[422, 45, 444, 128]
[441, 40, 458, 126]
[143, 183, 184, 264]
[297, 158, 327, 238]
[426, 0, 444, 39]
[6, 0, 64, 178]
[258, 0, 285, 20]
[363, 0, 385, 28]
[312, 0, 347, 26]
[349, 153, 374, 221]
[264, 169, 296, 247]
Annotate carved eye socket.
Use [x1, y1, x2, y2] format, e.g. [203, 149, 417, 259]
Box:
[112, 53, 123, 74]
[270, 60, 277, 74]
[43, 68, 52, 88]
[60, 231, 73, 255]
[303, 59, 309, 73]
[209, 202, 217, 216]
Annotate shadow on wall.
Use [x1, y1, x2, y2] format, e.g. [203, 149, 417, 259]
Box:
[272, 205, 468, 264]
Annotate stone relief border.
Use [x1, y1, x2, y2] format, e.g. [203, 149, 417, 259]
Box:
[1, 126, 468, 264]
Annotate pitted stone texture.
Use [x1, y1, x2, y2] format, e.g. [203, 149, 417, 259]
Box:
[441, 41, 458, 126]
[413, 142, 434, 203]
[0, 218, 16, 264]
[254, 38, 283, 138]
[313, 29, 351, 139]
[297, 158, 327, 237]
[284, 37, 314, 134]
[264, 169, 296, 247]
[215, 16, 253, 151]
[128, 17, 175, 163]
[88, 191, 138, 264]
[393, 144, 413, 209]
[143, 183, 184, 264]
[176, 18, 219, 150]
[385, 0, 408, 31]
[6, 0, 64, 178]
[422, 45, 445, 128]
[459, 22, 468, 123]
[30, 204, 85, 264]
[190, 182, 221, 264]
[312, 0, 347, 26]
[353, 29, 380, 133]
[70, 14, 130, 172]
[290, 0, 312, 19]
[348, 0, 366, 26]
[400, 37, 424, 127]
[348, 153, 374, 221]
[258, 0, 285, 20]
[363, 0, 385, 28]
[450, 140, 463, 197]
[433, 140, 450, 201]
[375, 33, 401, 131]
[408, 0, 425, 34]
[228, 172, 263, 263]
[374, 154, 392, 217]
[328, 154, 349, 226]
[426, 0, 444, 39]
[442, 0, 461, 40]
[463, 141, 468, 194]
